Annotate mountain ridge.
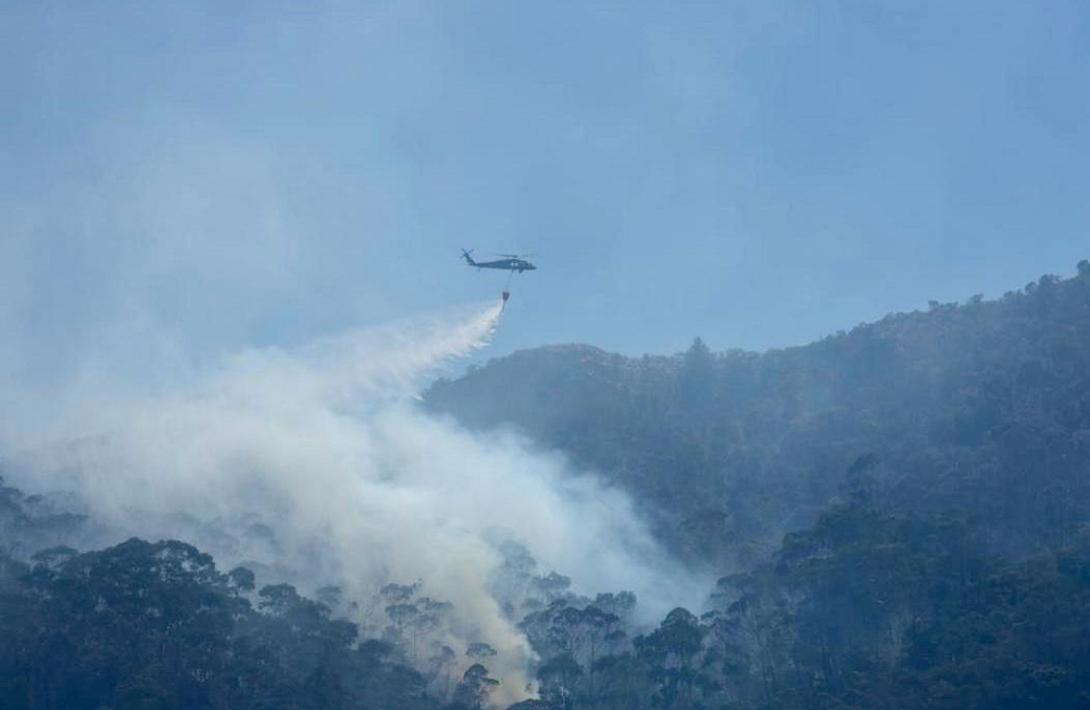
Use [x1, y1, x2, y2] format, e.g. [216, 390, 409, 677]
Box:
[427, 265, 1090, 568]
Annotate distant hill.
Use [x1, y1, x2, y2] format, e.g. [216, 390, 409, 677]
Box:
[427, 263, 1090, 567]
[7, 265, 1090, 710]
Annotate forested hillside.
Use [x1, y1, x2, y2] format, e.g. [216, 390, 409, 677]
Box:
[511, 505, 1090, 709]
[424, 265, 1090, 708]
[6, 266, 1090, 709]
[6, 486, 1089, 709]
[0, 535, 441, 709]
[428, 265, 1090, 568]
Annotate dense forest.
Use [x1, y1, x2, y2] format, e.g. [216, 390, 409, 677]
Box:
[6, 265, 1090, 708]
[428, 263, 1090, 570]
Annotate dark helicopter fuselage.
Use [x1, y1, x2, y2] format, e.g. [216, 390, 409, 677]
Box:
[461, 251, 537, 273]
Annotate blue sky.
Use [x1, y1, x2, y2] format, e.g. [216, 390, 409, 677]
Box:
[3, 1, 1089, 389]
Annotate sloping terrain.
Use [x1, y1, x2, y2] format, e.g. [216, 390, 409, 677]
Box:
[7, 266, 1090, 709]
[427, 266, 1090, 567]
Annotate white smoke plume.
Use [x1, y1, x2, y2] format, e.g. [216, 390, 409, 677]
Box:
[6, 299, 703, 704]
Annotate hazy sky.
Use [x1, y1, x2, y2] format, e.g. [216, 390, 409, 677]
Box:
[4, 1, 1089, 389]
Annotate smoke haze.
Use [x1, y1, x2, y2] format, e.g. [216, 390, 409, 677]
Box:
[4, 299, 703, 702]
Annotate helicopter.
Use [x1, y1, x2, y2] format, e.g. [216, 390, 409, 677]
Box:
[461, 249, 537, 273]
